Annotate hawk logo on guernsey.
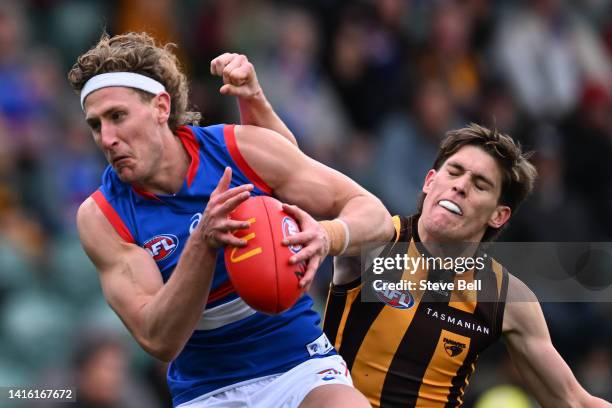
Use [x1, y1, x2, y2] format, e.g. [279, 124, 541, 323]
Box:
[443, 338, 466, 357]
[281, 216, 302, 254]
[373, 280, 415, 309]
[144, 234, 179, 262]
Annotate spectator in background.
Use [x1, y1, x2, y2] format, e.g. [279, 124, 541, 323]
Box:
[30, 331, 161, 408]
[0, 1, 82, 235]
[503, 125, 592, 242]
[373, 78, 463, 215]
[0, 184, 45, 261]
[0, 2, 39, 131]
[327, 2, 409, 134]
[494, 0, 612, 120]
[562, 82, 612, 239]
[0, 2, 49, 271]
[183, 0, 280, 127]
[72, 334, 139, 408]
[416, 1, 481, 116]
[0, 2, 41, 179]
[577, 345, 612, 402]
[255, 6, 350, 163]
[476, 80, 527, 143]
[49, 118, 106, 230]
[117, 0, 178, 47]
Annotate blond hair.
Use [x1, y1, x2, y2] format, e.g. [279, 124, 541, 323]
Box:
[67, 32, 200, 130]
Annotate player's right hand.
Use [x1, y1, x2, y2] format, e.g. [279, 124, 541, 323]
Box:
[281, 203, 330, 290]
[210, 53, 262, 100]
[197, 167, 253, 249]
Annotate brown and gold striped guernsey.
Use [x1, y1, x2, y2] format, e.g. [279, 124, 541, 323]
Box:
[323, 214, 509, 408]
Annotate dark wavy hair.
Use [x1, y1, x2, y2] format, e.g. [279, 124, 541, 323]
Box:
[418, 123, 538, 241]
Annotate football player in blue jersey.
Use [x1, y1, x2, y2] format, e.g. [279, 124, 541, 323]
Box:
[69, 32, 393, 407]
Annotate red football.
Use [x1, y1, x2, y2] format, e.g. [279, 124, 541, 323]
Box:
[224, 196, 306, 314]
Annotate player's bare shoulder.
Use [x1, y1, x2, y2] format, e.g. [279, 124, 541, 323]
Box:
[233, 125, 299, 180]
[76, 196, 114, 239]
[234, 124, 296, 146]
[76, 196, 101, 242]
[76, 195, 131, 270]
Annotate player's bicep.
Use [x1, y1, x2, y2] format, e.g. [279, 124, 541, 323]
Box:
[234, 125, 367, 217]
[77, 198, 163, 332]
[279, 157, 364, 216]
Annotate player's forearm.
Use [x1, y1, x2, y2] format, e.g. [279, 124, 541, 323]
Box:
[516, 339, 610, 408]
[238, 93, 298, 146]
[574, 391, 612, 407]
[337, 194, 394, 256]
[582, 396, 612, 407]
[539, 391, 611, 408]
[139, 238, 217, 361]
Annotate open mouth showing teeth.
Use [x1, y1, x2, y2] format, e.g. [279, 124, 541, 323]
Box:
[438, 200, 463, 216]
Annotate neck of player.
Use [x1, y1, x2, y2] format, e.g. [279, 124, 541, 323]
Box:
[417, 217, 481, 259]
[134, 128, 191, 195]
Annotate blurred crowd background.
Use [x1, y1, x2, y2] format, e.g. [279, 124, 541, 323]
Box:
[0, 0, 611, 406]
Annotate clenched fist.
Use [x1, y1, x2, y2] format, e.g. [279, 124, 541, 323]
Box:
[210, 53, 262, 100]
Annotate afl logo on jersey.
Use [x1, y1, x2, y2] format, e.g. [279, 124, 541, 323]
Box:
[372, 280, 415, 309]
[144, 234, 179, 262]
[281, 216, 302, 254]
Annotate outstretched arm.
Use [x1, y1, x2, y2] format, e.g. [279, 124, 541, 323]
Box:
[502, 274, 611, 408]
[211, 53, 298, 146]
[234, 125, 395, 289]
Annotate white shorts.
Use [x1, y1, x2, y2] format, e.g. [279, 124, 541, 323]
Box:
[177, 355, 353, 408]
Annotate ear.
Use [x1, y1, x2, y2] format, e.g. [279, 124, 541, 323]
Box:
[487, 205, 511, 229]
[422, 169, 437, 194]
[153, 91, 171, 125]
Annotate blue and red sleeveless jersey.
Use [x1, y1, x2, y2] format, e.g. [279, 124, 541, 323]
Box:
[90, 124, 335, 406]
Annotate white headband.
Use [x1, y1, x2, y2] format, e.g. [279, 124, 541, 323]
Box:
[80, 72, 166, 110]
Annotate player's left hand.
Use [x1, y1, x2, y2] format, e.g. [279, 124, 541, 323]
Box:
[210, 53, 262, 100]
[281, 203, 330, 291]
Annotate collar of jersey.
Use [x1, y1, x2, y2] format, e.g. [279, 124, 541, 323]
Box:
[131, 125, 200, 200]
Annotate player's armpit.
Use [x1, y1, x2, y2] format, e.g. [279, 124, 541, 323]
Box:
[232, 125, 395, 256]
[332, 256, 361, 286]
[77, 174, 248, 362]
[502, 275, 611, 408]
[77, 197, 169, 357]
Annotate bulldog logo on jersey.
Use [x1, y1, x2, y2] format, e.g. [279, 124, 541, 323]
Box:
[144, 234, 179, 262]
[306, 333, 333, 357]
